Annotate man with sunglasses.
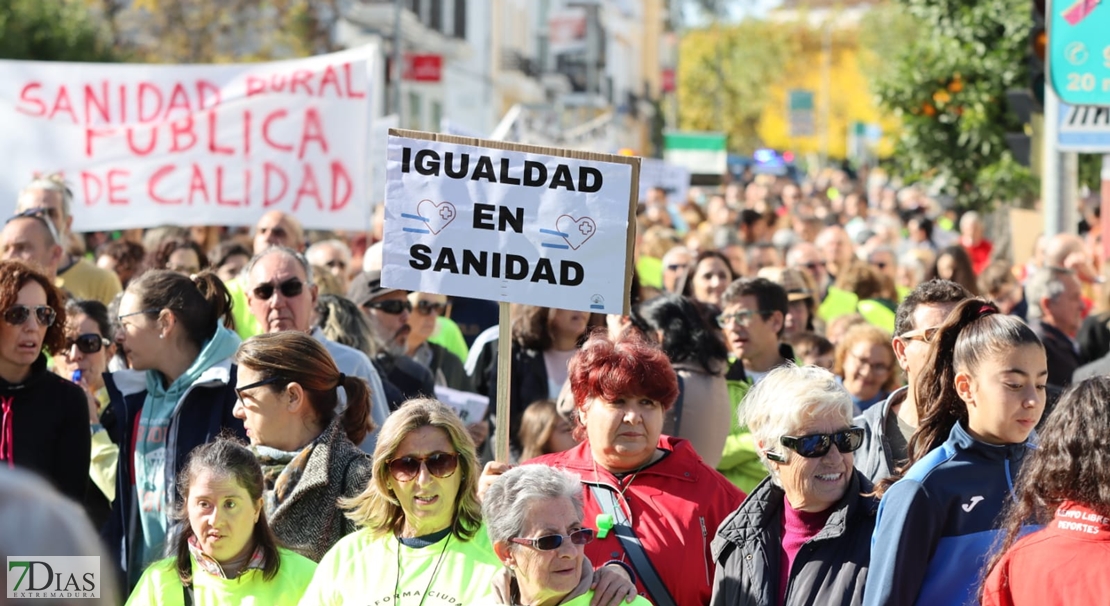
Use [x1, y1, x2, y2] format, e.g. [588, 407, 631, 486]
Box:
[348, 270, 435, 406]
[16, 175, 122, 305]
[306, 238, 353, 293]
[244, 247, 391, 447]
[853, 279, 970, 483]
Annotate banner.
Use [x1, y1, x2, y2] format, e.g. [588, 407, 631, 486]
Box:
[382, 130, 640, 315]
[638, 158, 690, 206]
[0, 46, 379, 231]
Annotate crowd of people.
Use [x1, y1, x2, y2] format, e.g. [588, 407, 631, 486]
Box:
[0, 167, 1108, 606]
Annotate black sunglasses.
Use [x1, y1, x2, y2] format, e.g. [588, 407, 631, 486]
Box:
[65, 333, 110, 354]
[779, 427, 865, 458]
[235, 376, 285, 401]
[3, 305, 57, 327]
[252, 278, 304, 300]
[365, 299, 412, 315]
[510, 529, 595, 551]
[387, 452, 459, 482]
[414, 300, 446, 316]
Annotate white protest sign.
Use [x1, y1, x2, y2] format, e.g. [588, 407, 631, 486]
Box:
[433, 385, 490, 425]
[638, 157, 690, 206]
[382, 130, 639, 315]
[0, 46, 378, 231]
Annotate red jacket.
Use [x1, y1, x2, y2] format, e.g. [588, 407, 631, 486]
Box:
[982, 501, 1110, 606]
[528, 436, 745, 606]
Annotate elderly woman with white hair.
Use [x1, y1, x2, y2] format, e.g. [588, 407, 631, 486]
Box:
[709, 365, 877, 606]
[482, 466, 651, 606]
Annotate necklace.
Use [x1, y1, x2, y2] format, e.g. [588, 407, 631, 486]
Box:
[393, 532, 451, 606]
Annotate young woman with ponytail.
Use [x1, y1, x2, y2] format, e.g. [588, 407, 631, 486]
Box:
[862, 299, 1047, 606]
[232, 331, 374, 561]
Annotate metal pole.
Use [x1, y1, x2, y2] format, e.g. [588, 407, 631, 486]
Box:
[820, 24, 831, 167]
[391, 0, 403, 118]
[585, 4, 599, 106]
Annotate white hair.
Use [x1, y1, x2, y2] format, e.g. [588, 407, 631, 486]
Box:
[482, 465, 584, 545]
[738, 364, 854, 484]
[1025, 266, 1073, 320]
[19, 173, 73, 219]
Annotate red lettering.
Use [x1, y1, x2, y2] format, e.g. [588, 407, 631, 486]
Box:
[243, 110, 252, 157]
[318, 65, 342, 97]
[297, 108, 329, 160]
[148, 165, 182, 204]
[118, 84, 127, 123]
[16, 82, 46, 117]
[49, 86, 78, 123]
[126, 127, 158, 156]
[197, 80, 221, 110]
[107, 169, 129, 205]
[263, 163, 288, 207]
[85, 127, 116, 157]
[343, 63, 366, 98]
[246, 76, 267, 97]
[187, 164, 211, 205]
[215, 166, 243, 206]
[81, 172, 103, 206]
[207, 110, 234, 155]
[170, 117, 197, 153]
[270, 73, 287, 93]
[262, 110, 293, 152]
[330, 161, 352, 210]
[137, 82, 163, 123]
[244, 167, 251, 207]
[293, 163, 323, 211]
[84, 82, 110, 124]
[164, 83, 193, 120]
[291, 70, 314, 95]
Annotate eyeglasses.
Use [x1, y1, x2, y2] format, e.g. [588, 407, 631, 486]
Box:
[716, 309, 769, 328]
[65, 333, 110, 354]
[235, 376, 285, 402]
[387, 453, 459, 482]
[510, 529, 595, 551]
[414, 300, 446, 316]
[779, 427, 865, 458]
[257, 226, 287, 239]
[365, 299, 413, 315]
[900, 326, 939, 344]
[849, 354, 891, 374]
[3, 305, 56, 327]
[117, 309, 161, 324]
[252, 278, 304, 301]
[665, 264, 688, 272]
[800, 261, 826, 271]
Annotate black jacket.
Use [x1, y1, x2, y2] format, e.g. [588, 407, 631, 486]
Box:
[1028, 318, 1080, 389]
[485, 343, 551, 455]
[710, 471, 877, 606]
[0, 355, 89, 502]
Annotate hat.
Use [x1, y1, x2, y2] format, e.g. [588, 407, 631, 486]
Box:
[758, 267, 814, 302]
[347, 269, 402, 306]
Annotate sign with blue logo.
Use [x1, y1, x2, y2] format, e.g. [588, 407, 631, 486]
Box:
[1049, 0, 1110, 106]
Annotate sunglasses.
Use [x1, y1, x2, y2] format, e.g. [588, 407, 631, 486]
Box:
[414, 300, 446, 316]
[252, 278, 304, 301]
[716, 309, 769, 328]
[3, 305, 57, 327]
[510, 528, 595, 551]
[235, 376, 285, 402]
[387, 452, 459, 482]
[900, 326, 939, 344]
[65, 333, 110, 354]
[779, 427, 865, 458]
[365, 299, 412, 315]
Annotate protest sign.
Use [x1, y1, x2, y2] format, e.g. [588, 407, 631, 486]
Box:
[0, 46, 379, 231]
[638, 157, 690, 206]
[382, 129, 640, 316]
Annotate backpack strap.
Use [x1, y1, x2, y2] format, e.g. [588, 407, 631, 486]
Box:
[588, 484, 678, 606]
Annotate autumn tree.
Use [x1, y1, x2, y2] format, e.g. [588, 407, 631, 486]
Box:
[0, 0, 117, 61]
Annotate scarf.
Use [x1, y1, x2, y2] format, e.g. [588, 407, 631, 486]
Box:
[0, 396, 13, 468]
[187, 535, 266, 580]
[255, 441, 316, 512]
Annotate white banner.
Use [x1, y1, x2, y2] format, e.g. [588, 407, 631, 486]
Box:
[0, 46, 379, 231]
[382, 131, 639, 314]
[638, 158, 690, 206]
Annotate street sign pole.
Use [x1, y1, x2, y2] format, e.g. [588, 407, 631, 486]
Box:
[1043, 0, 1080, 236]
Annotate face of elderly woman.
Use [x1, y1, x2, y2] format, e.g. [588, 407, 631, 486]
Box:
[581, 394, 663, 472]
[772, 411, 854, 513]
[500, 496, 586, 604]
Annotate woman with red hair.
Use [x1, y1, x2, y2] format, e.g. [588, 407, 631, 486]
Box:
[524, 332, 744, 606]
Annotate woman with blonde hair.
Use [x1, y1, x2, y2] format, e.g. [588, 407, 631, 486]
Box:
[834, 324, 900, 414]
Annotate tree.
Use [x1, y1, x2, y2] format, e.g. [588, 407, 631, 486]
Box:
[872, 0, 1038, 211]
[0, 0, 117, 61]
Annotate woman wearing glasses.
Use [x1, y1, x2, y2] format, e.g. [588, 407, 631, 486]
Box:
[481, 465, 650, 606]
[404, 292, 471, 392]
[834, 324, 899, 414]
[103, 269, 244, 585]
[51, 299, 119, 528]
[710, 364, 875, 606]
[863, 299, 1046, 606]
[299, 398, 504, 604]
[232, 331, 373, 561]
[0, 260, 90, 502]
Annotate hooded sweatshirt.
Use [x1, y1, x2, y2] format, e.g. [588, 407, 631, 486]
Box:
[133, 325, 240, 568]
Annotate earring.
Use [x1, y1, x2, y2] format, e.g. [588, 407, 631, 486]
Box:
[158, 334, 164, 340]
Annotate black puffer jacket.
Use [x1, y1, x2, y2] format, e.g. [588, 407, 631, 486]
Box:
[710, 470, 877, 606]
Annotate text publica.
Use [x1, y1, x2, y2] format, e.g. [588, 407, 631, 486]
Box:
[400, 147, 603, 193]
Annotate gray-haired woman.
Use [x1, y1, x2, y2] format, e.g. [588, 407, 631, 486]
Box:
[482, 465, 650, 606]
[710, 364, 876, 606]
